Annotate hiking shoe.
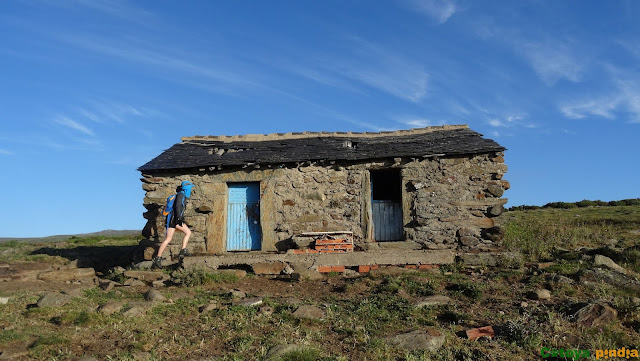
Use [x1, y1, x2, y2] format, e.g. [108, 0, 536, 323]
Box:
[152, 256, 164, 269]
[178, 248, 192, 257]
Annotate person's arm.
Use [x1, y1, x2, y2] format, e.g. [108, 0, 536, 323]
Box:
[174, 193, 186, 225]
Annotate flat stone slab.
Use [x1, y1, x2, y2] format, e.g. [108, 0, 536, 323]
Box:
[37, 268, 96, 282]
[413, 295, 452, 308]
[124, 270, 170, 282]
[183, 249, 455, 270]
[232, 297, 263, 307]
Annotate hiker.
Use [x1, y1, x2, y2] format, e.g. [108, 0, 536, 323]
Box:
[153, 180, 194, 269]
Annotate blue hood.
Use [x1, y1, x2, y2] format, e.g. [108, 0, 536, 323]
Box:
[181, 181, 194, 198]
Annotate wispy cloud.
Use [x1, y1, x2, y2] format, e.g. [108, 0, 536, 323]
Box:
[559, 64, 640, 123]
[404, 0, 460, 25]
[54, 116, 95, 136]
[0, 148, 12, 155]
[40, 0, 156, 25]
[290, 37, 429, 103]
[518, 40, 585, 86]
[56, 34, 259, 96]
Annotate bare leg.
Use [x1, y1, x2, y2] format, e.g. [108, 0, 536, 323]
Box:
[157, 227, 176, 258]
[176, 223, 191, 250]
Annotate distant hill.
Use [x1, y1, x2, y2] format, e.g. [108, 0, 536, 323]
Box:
[0, 229, 140, 243]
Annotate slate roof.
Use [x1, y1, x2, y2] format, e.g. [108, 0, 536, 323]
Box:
[138, 125, 505, 172]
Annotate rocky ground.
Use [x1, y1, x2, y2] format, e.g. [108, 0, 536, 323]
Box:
[1, 205, 639, 360]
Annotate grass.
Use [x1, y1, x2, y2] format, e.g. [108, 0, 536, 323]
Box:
[503, 205, 640, 261]
[1, 204, 639, 360]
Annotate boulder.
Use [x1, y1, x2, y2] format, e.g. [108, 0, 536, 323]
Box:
[37, 268, 96, 282]
[413, 295, 452, 308]
[36, 293, 73, 308]
[574, 303, 617, 328]
[594, 255, 627, 274]
[144, 289, 167, 302]
[384, 328, 445, 352]
[292, 305, 325, 320]
[252, 262, 288, 275]
[527, 289, 551, 301]
[228, 289, 246, 298]
[97, 301, 125, 315]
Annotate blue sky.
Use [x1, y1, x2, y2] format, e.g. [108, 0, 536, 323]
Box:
[1, 1, 639, 237]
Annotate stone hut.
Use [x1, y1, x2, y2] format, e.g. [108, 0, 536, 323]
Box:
[138, 124, 508, 258]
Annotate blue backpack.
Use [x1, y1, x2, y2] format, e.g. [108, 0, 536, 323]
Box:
[163, 193, 181, 229]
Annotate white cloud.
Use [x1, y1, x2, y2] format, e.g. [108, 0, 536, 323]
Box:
[559, 65, 640, 123]
[519, 41, 585, 86]
[54, 116, 95, 136]
[488, 119, 504, 127]
[405, 0, 459, 25]
[0, 148, 12, 155]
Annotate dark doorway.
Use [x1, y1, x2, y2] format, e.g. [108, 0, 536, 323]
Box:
[370, 170, 403, 241]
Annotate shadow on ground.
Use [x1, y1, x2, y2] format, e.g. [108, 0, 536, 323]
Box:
[30, 244, 144, 272]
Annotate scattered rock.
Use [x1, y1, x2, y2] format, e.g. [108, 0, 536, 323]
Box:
[292, 269, 325, 281]
[199, 302, 219, 313]
[124, 270, 169, 282]
[144, 289, 167, 302]
[527, 289, 551, 301]
[384, 328, 445, 352]
[259, 306, 274, 316]
[132, 351, 152, 361]
[413, 295, 453, 308]
[292, 305, 325, 320]
[37, 268, 96, 282]
[466, 326, 495, 341]
[232, 297, 263, 307]
[99, 280, 118, 292]
[122, 305, 147, 318]
[97, 301, 125, 315]
[594, 255, 628, 274]
[72, 357, 99, 361]
[252, 262, 289, 275]
[37, 292, 73, 308]
[134, 261, 154, 270]
[264, 344, 304, 361]
[152, 280, 166, 288]
[544, 274, 574, 284]
[228, 289, 246, 298]
[62, 288, 86, 298]
[0, 297, 9, 305]
[123, 279, 146, 287]
[574, 303, 617, 328]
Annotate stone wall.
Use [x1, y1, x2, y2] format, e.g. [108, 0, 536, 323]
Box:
[140, 151, 507, 256]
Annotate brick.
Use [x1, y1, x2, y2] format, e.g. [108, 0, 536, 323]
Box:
[405, 265, 418, 269]
[317, 266, 331, 273]
[370, 265, 379, 270]
[358, 265, 371, 273]
[466, 326, 495, 341]
[331, 266, 345, 273]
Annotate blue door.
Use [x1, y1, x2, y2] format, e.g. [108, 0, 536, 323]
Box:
[373, 200, 403, 241]
[227, 183, 262, 251]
